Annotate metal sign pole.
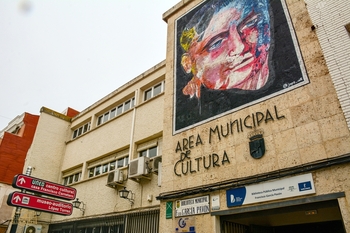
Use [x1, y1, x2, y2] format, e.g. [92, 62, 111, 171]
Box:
[9, 166, 32, 233]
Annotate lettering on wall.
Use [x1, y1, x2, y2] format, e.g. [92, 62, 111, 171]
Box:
[173, 106, 285, 176]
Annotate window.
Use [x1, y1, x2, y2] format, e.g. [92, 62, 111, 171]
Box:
[97, 97, 135, 126]
[102, 163, 109, 173]
[140, 146, 158, 158]
[97, 107, 117, 126]
[110, 161, 116, 171]
[83, 124, 89, 133]
[63, 172, 82, 185]
[88, 168, 94, 178]
[103, 113, 109, 122]
[72, 122, 91, 139]
[124, 100, 131, 111]
[110, 108, 116, 118]
[97, 115, 103, 125]
[153, 83, 162, 96]
[88, 158, 127, 179]
[89, 165, 107, 178]
[95, 165, 101, 176]
[11, 126, 21, 135]
[144, 81, 165, 101]
[145, 89, 152, 100]
[117, 105, 123, 115]
[73, 173, 80, 182]
[117, 157, 129, 168]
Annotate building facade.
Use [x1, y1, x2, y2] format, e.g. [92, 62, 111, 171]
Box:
[0, 113, 39, 233]
[159, 0, 350, 232]
[8, 62, 166, 233]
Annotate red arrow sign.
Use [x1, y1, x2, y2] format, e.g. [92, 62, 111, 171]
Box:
[12, 174, 76, 200]
[7, 192, 73, 216]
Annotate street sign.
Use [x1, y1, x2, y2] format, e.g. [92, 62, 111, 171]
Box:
[7, 191, 73, 216]
[12, 174, 76, 200]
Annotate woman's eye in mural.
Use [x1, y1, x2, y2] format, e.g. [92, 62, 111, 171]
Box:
[203, 31, 229, 53]
[207, 38, 224, 51]
[239, 13, 261, 33]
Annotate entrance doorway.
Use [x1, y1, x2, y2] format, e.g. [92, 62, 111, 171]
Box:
[220, 200, 345, 233]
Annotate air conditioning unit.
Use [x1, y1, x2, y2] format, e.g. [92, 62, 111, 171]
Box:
[24, 224, 42, 233]
[106, 169, 124, 187]
[151, 156, 162, 173]
[128, 157, 150, 179]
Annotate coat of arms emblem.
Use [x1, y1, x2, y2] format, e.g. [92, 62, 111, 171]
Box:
[248, 130, 265, 159]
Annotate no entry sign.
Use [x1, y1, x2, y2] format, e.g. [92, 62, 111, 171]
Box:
[7, 191, 73, 216]
[12, 174, 76, 200]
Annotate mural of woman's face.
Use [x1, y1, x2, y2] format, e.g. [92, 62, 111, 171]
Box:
[182, 1, 270, 94]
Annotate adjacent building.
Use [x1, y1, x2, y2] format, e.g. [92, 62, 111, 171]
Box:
[0, 113, 39, 233]
[5, 0, 350, 233]
[8, 62, 166, 233]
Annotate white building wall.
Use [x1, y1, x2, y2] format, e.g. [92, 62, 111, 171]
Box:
[50, 62, 165, 222]
[0, 184, 16, 227]
[305, 0, 350, 129]
[24, 108, 71, 183]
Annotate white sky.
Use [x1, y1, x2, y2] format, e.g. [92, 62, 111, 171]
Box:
[0, 0, 179, 130]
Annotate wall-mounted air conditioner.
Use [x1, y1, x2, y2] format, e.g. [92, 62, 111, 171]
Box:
[151, 156, 162, 174]
[106, 169, 124, 188]
[24, 224, 42, 233]
[128, 156, 150, 179]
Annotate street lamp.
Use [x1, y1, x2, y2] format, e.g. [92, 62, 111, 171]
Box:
[119, 187, 134, 205]
[72, 198, 86, 215]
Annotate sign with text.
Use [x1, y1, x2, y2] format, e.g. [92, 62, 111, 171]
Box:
[175, 195, 209, 217]
[7, 191, 73, 216]
[226, 173, 315, 207]
[12, 174, 76, 200]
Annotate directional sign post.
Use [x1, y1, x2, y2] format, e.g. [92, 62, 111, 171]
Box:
[7, 192, 73, 216]
[12, 174, 76, 200]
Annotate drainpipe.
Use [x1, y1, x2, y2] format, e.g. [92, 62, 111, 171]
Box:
[128, 90, 138, 162]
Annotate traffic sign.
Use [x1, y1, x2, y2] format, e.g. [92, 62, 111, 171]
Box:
[12, 174, 76, 200]
[7, 191, 73, 216]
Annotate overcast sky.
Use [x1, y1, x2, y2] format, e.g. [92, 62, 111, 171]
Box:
[0, 0, 179, 130]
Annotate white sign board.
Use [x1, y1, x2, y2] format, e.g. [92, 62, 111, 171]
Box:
[175, 195, 210, 217]
[211, 195, 220, 211]
[226, 173, 315, 207]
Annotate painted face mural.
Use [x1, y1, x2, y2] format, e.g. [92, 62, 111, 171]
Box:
[180, 0, 270, 98]
[174, 0, 308, 133]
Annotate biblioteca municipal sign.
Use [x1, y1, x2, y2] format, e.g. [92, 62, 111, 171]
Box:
[175, 195, 210, 217]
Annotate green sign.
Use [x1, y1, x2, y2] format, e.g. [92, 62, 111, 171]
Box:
[166, 201, 173, 219]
